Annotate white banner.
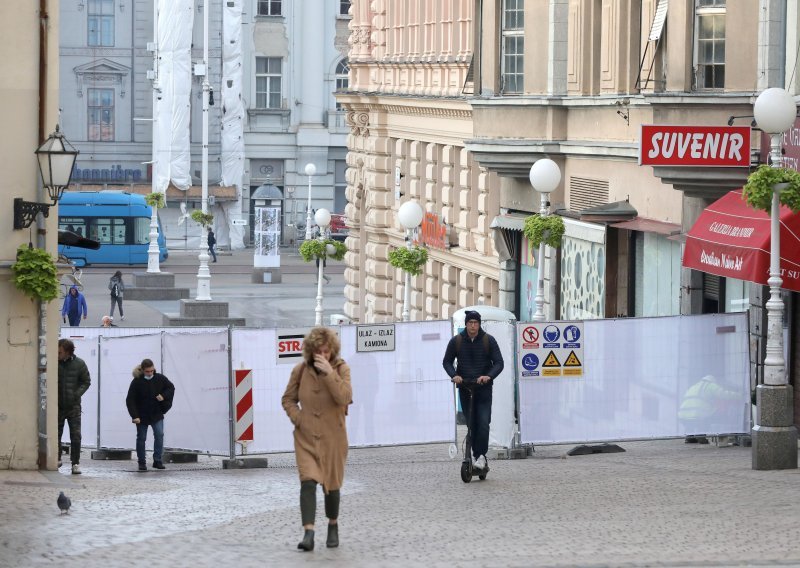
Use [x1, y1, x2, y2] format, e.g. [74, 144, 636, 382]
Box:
[481, 321, 516, 449]
[518, 313, 750, 444]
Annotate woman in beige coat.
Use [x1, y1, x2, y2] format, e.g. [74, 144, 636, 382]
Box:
[282, 327, 352, 551]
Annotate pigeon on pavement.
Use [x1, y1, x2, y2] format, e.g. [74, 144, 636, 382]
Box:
[57, 491, 71, 515]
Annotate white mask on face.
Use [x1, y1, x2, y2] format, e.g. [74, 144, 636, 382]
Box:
[144, 372, 154, 380]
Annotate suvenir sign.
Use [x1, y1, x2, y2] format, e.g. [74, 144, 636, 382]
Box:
[639, 125, 751, 167]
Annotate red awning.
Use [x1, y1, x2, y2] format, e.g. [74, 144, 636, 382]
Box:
[683, 190, 800, 291]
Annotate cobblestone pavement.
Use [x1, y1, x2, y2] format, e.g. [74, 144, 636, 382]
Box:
[2, 438, 800, 567]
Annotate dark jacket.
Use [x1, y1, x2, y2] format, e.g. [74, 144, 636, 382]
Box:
[207, 231, 216, 246]
[442, 327, 504, 386]
[58, 355, 91, 410]
[126, 365, 176, 425]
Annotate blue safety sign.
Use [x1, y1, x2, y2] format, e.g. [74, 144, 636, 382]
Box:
[563, 324, 581, 347]
[522, 353, 539, 370]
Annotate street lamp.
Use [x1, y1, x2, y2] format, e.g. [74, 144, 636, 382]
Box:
[304, 163, 317, 241]
[398, 200, 424, 321]
[528, 159, 561, 322]
[195, 0, 212, 301]
[314, 208, 331, 325]
[752, 87, 799, 470]
[14, 125, 78, 229]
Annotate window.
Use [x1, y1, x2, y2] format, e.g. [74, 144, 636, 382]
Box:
[88, 218, 127, 245]
[339, 0, 351, 16]
[88, 88, 114, 141]
[257, 0, 281, 16]
[133, 217, 151, 245]
[335, 59, 349, 109]
[256, 57, 282, 109]
[501, 0, 524, 94]
[695, 0, 725, 89]
[88, 0, 114, 47]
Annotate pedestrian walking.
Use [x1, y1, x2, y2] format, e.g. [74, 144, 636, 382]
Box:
[108, 270, 125, 320]
[125, 359, 175, 472]
[207, 227, 217, 262]
[442, 310, 504, 471]
[282, 327, 352, 551]
[61, 285, 88, 327]
[57, 338, 91, 474]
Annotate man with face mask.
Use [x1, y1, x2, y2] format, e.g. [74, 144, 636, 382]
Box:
[126, 358, 176, 471]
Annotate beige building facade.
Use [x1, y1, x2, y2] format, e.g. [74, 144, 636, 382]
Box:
[0, 2, 63, 469]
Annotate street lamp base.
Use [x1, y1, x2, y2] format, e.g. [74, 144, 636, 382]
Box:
[752, 384, 798, 470]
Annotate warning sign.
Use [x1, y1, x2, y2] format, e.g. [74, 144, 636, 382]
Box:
[516, 321, 584, 380]
[542, 351, 561, 367]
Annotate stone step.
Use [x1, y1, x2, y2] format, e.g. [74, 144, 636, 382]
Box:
[124, 287, 191, 301]
[162, 314, 246, 327]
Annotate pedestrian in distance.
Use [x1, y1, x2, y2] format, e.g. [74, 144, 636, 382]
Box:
[126, 358, 175, 472]
[57, 339, 91, 474]
[282, 327, 353, 551]
[207, 227, 217, 262]
[61, 285, 88, 327]
[100, 315, 116, 327]
[442, 310, 504, 471]
[108, 270, 125, 320]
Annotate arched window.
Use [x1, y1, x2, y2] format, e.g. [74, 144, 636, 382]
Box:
[335, 59, 350, 110]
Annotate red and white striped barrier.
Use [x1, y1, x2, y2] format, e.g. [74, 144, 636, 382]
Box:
[234, 369, 254, 443]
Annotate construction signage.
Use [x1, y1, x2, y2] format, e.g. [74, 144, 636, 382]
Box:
[517, 322, 584, 378]
[276, 328, 310, 363]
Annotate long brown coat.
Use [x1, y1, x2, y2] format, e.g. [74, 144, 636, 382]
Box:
[281, 359, 352, 492]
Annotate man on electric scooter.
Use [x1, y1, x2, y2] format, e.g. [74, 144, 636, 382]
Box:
[442, 310, 504, 471]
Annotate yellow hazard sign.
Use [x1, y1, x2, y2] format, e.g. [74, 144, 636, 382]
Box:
[564, 350, 582, 367]
[542, 351, 560, 367]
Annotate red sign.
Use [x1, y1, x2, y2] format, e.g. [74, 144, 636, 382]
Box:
[760, 117, 800, 171]
[683, 190, 800, 291]
[640, 125, 750, 167]
[418, 212, 449, 250]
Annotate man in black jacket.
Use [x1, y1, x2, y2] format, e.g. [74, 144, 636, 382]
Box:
[58, 339, 91, 474]
[126, 359, 175, 471]
[442, 310, 504, 471]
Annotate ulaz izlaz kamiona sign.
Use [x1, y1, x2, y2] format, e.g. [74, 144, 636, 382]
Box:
[356, 324, 395, 352]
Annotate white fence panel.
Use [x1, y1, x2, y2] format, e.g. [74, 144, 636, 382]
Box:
[161, 331, 231, 454]
[340, 320, 454, 447]
[519, 313, 750, 444]
[230, 328, 293, 453]
[98, 334, 163, 449]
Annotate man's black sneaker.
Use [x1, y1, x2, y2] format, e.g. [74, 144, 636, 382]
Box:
[138, 463, 147, 471]
[153, 461, 166, 469]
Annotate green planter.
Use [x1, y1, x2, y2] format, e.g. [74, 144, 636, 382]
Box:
[388, 244, 428, 276]
[11, 245, 59, 302]
[299, 238, 347, 262]
[742, 165, 800, 213]
[523, 214, 565, 249]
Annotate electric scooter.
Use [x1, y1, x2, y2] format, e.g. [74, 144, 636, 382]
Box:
[459, 378, 489, 483]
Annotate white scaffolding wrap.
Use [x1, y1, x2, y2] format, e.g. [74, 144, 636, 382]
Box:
[481, 321, 516, 449]
[220, 0, 245, 249]
[518, 313, 751, 444]
[154, 0, 193, 192]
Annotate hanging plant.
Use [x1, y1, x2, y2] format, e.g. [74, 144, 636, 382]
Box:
[190, 210, 214, 227]
[388, 244, 429, 276]
[144, 192, 166, 209]
[523, 214, 565, 249]
[11, 245, 59, 302]
[742, 164, 800, 212]
[299, 238, 347, 262]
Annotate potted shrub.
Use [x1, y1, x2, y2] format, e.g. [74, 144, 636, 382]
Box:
[11, 244, 60, 302]
[742, 164, 800, 212]
[388, 244, 429, 276]
[299, 238, 347, 263]
[190, 210, 214, 227]
[523, 214, 565, 249]
[144, 192, 166, 209]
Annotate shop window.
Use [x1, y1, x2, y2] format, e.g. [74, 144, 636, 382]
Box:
[633, 232, 681, 317]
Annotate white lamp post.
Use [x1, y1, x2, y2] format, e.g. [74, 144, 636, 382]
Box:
[314, 208, 331, 325]
[304, 163, 317, 241]
[195, 0, 212, 302]
[398, 200, 424, 321]
[752, 87, 798, 470]
[529, 159, 561, 322]
[147, 0, 161, 274]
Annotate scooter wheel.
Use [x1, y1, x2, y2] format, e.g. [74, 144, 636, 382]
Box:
[460, 462, 472, 483]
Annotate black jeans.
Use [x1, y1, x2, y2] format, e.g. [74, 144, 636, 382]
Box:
[208, 244, 217, 262]
[300, 480, 340, 526]
[58, 405, 82, 465]
[459, 386, 492, 459]
[110, 296, 123, 317]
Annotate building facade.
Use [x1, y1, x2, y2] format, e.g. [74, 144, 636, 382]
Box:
[1, 3, 62, 470]
[242, 0, 352, 245]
